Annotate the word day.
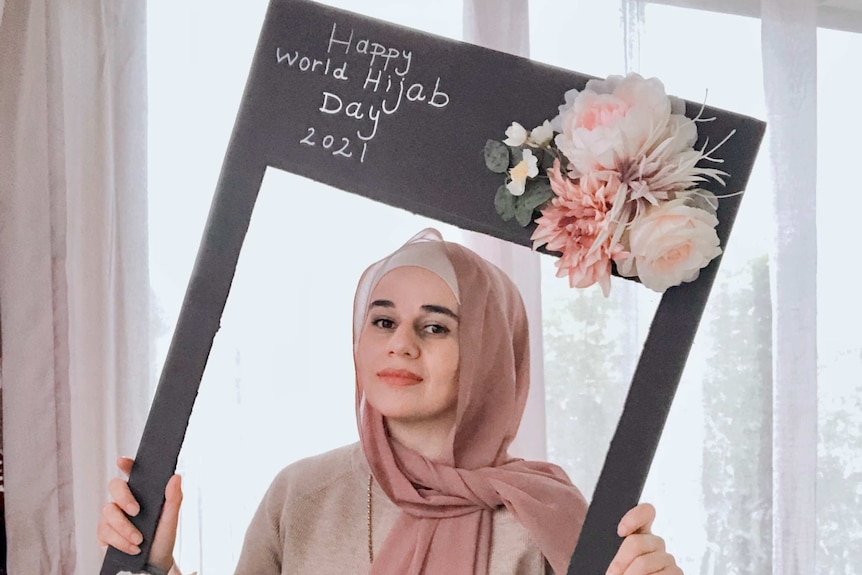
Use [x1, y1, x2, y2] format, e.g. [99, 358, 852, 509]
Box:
[318, 69, 450, 142]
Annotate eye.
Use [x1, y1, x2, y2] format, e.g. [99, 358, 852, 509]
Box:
[371, 317, 395, 330]
[422, 323, 450, 335]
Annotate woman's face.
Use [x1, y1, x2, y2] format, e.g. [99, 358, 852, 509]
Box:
[356, 266, 460, 429]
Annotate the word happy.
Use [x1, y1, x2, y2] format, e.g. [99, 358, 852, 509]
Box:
[327, 22, 413, 76]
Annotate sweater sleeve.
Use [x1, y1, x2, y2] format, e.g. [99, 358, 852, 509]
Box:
[233, 472, 289, 575]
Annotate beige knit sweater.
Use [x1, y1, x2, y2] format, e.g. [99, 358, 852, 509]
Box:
[233, 443, 552, 574]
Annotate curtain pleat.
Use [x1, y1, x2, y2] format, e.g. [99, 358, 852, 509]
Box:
[621, 0, 644, 74]
[0, 2, 76, 572]
[0, 1, 149, 573]
[461, 0, 548, 461]
[761, 1, 819, 573]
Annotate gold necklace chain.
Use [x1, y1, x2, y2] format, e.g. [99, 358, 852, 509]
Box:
[367, 473, 374, 564]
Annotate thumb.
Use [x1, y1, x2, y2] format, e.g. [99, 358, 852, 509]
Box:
[117, 457, 134, 477]
[148, 474, 183, 571]
[617, 502, 656, 537]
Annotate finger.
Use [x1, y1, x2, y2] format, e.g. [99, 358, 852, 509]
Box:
[97, 521, 141, 555]
[620, 551, 677, 575]
[108, 477, 140, 517]
[617, 502, 656, 537]
[163, 474, 183, 517]
[116, 457, 134, 477]
[605, 534, 665, 575]
[100, 502, 144, 545]
[97, 506, 143, 555]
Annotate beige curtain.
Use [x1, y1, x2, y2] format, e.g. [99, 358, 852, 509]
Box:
[0, 1, 149, 573]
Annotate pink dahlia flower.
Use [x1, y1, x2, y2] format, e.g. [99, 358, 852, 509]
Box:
[531, 160, 626, 296]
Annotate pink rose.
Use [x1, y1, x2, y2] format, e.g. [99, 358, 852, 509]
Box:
[553, 74, 673, 174]
[620, 199, 722, 292]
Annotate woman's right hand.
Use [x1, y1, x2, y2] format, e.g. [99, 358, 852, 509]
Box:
[97, 457, 183, 573]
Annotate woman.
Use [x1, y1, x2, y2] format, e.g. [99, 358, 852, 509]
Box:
[98, 229, 681, 575]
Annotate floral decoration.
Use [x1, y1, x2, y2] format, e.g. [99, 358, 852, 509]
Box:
[484, 72, 732, 295]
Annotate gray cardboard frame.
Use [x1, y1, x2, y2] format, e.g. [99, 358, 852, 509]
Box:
[101, 1, 765, 573]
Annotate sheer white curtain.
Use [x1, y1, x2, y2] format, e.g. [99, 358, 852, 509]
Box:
[461, 0, 548, 461]
[0, 2, 149, 574]
[761, 1, 819, 572]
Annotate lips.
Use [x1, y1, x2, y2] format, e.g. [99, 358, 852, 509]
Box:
[376, 368, 424, 386]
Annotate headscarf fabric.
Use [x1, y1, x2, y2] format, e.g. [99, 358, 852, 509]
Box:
[354, 229, 588, 575]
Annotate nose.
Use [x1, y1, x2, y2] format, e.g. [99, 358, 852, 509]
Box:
[388, 324, 420, 358]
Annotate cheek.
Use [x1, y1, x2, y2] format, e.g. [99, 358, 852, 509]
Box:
[354, 340, 376, 387]
[355, 363, 370, 390]
[440, 346, 460, 397]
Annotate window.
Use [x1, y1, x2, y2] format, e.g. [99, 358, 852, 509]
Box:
[531, 2, 862, 572]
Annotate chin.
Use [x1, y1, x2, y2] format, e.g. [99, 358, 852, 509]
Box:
[363, 394, 418, 422]
[366, 394, 417, 420]
[365, 386, 413, 417]
[362, 384, 456, 426]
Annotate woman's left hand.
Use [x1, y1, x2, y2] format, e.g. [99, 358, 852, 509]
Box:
[605, 503, 682, 575]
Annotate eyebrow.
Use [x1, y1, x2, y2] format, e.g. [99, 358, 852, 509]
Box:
[369, 299, 460, 321]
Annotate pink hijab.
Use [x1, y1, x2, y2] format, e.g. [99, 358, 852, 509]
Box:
[354, 229, 588, 575]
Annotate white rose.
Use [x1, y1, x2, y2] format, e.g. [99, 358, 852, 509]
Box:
[624, 199, 722, 292]
[503, 122, 529, 147]
[506, 149, 539, 196]
[529, 120, 554, 147]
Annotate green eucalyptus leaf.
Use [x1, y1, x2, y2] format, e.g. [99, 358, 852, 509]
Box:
[484, 140, 510, 174]
[512, 193, 538, 227]
[495, 184, 516, 221]
[514, 201, 534, 227]
[523, 179, 554, 211]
